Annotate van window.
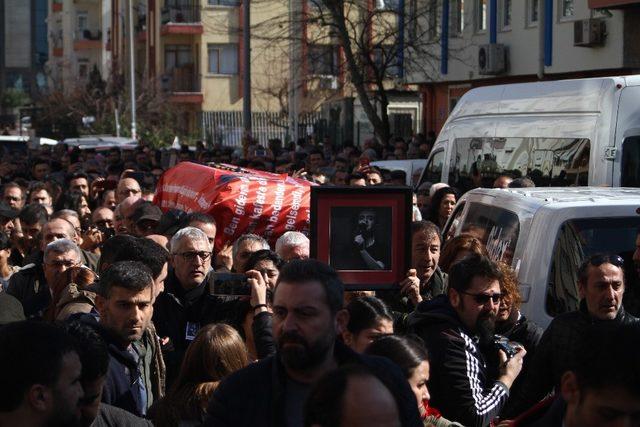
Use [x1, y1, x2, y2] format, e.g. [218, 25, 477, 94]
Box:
[422, 149, 444, 186]
[448, 137, 590, 193]
[546, 217, 640, 317]
[459, 202, 519, 264]
[622, 136, 640, 187]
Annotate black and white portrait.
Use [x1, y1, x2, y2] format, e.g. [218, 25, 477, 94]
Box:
[329, 206, 392, 271]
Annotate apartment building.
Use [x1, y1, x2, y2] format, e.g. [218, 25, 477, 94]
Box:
[405, 0, 640, 134]
[0, 0, 48, 97]
[46, 0, 111, 91]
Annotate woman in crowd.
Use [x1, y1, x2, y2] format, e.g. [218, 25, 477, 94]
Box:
[428, 187, 459, 230]
[152, 324, 249, 427]
[439, 234, 488, 274]
[342, 296, 394, 353]
[366, 335, 462, 427]
[236, 249, 284, 360]
[495, 262, 543, 415]
[0, 232, 19, 291]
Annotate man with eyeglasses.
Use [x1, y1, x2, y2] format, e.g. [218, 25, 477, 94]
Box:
[153, 226, 232, 386]
[7, 238, 82, 319]
[2, 182, 25, 211]
[507, 253, 639, 418]
[408, 253, 527, 427]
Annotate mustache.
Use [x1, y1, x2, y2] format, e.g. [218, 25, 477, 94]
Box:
[278, 331, 308, 347]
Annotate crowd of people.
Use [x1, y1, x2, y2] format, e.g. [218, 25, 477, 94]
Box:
[0, 137, 639, 427]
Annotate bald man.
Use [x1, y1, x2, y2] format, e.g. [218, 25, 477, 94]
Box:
[115, 196, 142, 235]
[116, 177, 142, 203]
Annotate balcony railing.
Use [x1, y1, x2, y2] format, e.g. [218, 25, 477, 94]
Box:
[161, 0, 201, 24]
[161, 65, 201, 93]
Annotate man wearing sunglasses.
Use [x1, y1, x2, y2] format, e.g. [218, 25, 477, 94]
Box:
[409, 253, 526, 427]
[507, 253, 639, 418]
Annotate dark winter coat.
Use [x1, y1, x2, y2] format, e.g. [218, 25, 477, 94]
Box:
[204, 341, 422, 427]
[408, 294, 509, 427]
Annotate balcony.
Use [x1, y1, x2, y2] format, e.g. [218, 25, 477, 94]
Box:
[161, 65, 203, 103]
[74, 29, 102, 50]
[161, 0, 203, 35]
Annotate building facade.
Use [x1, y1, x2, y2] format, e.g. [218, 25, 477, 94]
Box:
[46, 0, 111, 92]
[405, 0, 640, 134]
[0, 0, 48, 98]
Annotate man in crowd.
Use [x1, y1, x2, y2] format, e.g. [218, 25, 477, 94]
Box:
[17, 204, 49, 260]
[0, 201, 17, 234]
[69, 172, 90, 198]
[509, 253, 638, 415]
[182, 212, 217, 250]
[0, 321, 83, 427]
[130, 202, 162, 237]
[512, 324, 640, 427]
[232, 233, 270, 273]
[116, 177, 142, 203]
[275, 231, 310, 262]
[62, 321, 152, 427]
[409, 254, 527, 426]
[28, 182, 53, 208]
[7, 237, 82, 318]
[153, 227, 227, 385]
[305, 365, 402, 427]
[205, 259, 422, 426]
[3, 182, 25, 211]
[377, 221, 445, 330]
[90, 261, 162, 417]
[115, 196, 142, 235]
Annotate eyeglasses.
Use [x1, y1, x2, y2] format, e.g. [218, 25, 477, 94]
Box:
[586, 254, 624, 267]
[175, 251, 212, 261]
[458, 290, 503, 305]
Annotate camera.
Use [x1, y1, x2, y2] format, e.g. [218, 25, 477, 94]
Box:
[493, 335, 522, 360]
[97, 226, 116, 241]
[211, 273, 251, 296]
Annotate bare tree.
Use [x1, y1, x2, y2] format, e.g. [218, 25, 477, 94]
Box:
[234, 0, 445, 144]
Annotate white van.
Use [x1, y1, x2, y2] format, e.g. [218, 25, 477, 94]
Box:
[444, 187, 640, 328]
[419, 75, 640, 192]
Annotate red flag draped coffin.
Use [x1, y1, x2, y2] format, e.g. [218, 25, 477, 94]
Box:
[154, 162, 311, 249]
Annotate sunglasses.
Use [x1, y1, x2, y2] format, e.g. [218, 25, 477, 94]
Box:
[459, 290, 503, 305]
[586, 254, 624, 267]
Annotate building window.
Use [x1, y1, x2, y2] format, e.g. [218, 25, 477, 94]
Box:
[76, 11, 88, 39]
[78, 60, 89, 79]
[208, 0, 240, 5]
[373, 46, 401, 77]
[476, 0, 487, 32]
[428, 0, 439, 40]
[527, 0, 539, 27]
[450, 0, 465, 37]
[207, 44, 238, 74]
[375, 0, 400, 10]
[308, 44, 339, 76]
[165, 45, 193, 71]
[560, 0, 574, 19]
[500, 0, 511, 30]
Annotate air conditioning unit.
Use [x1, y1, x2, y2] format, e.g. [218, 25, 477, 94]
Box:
[318, 76, 339, 90]
[478, 44, 506, 75]
[574, 19, 606, 47]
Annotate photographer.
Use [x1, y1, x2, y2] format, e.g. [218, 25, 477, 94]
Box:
[80, 207, 115, 255]
[408, 254, 527, 427]
[236, 249, 284, 361]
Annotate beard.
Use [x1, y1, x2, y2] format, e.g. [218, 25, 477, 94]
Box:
[277, 329, 335, 371]
[476, 310, 498, 347]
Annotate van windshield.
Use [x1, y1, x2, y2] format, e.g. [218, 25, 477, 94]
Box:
[459, 202, 520, 265]
[449, 137, 590, 193]
[546, 217, 640, 318]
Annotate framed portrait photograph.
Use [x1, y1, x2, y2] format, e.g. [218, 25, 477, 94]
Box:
[311, 186, 412, 290]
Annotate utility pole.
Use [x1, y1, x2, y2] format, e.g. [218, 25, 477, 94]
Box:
[242, 0, 251, 137]
[287, 0, 299, 143]
[128, 0, 137, 139]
